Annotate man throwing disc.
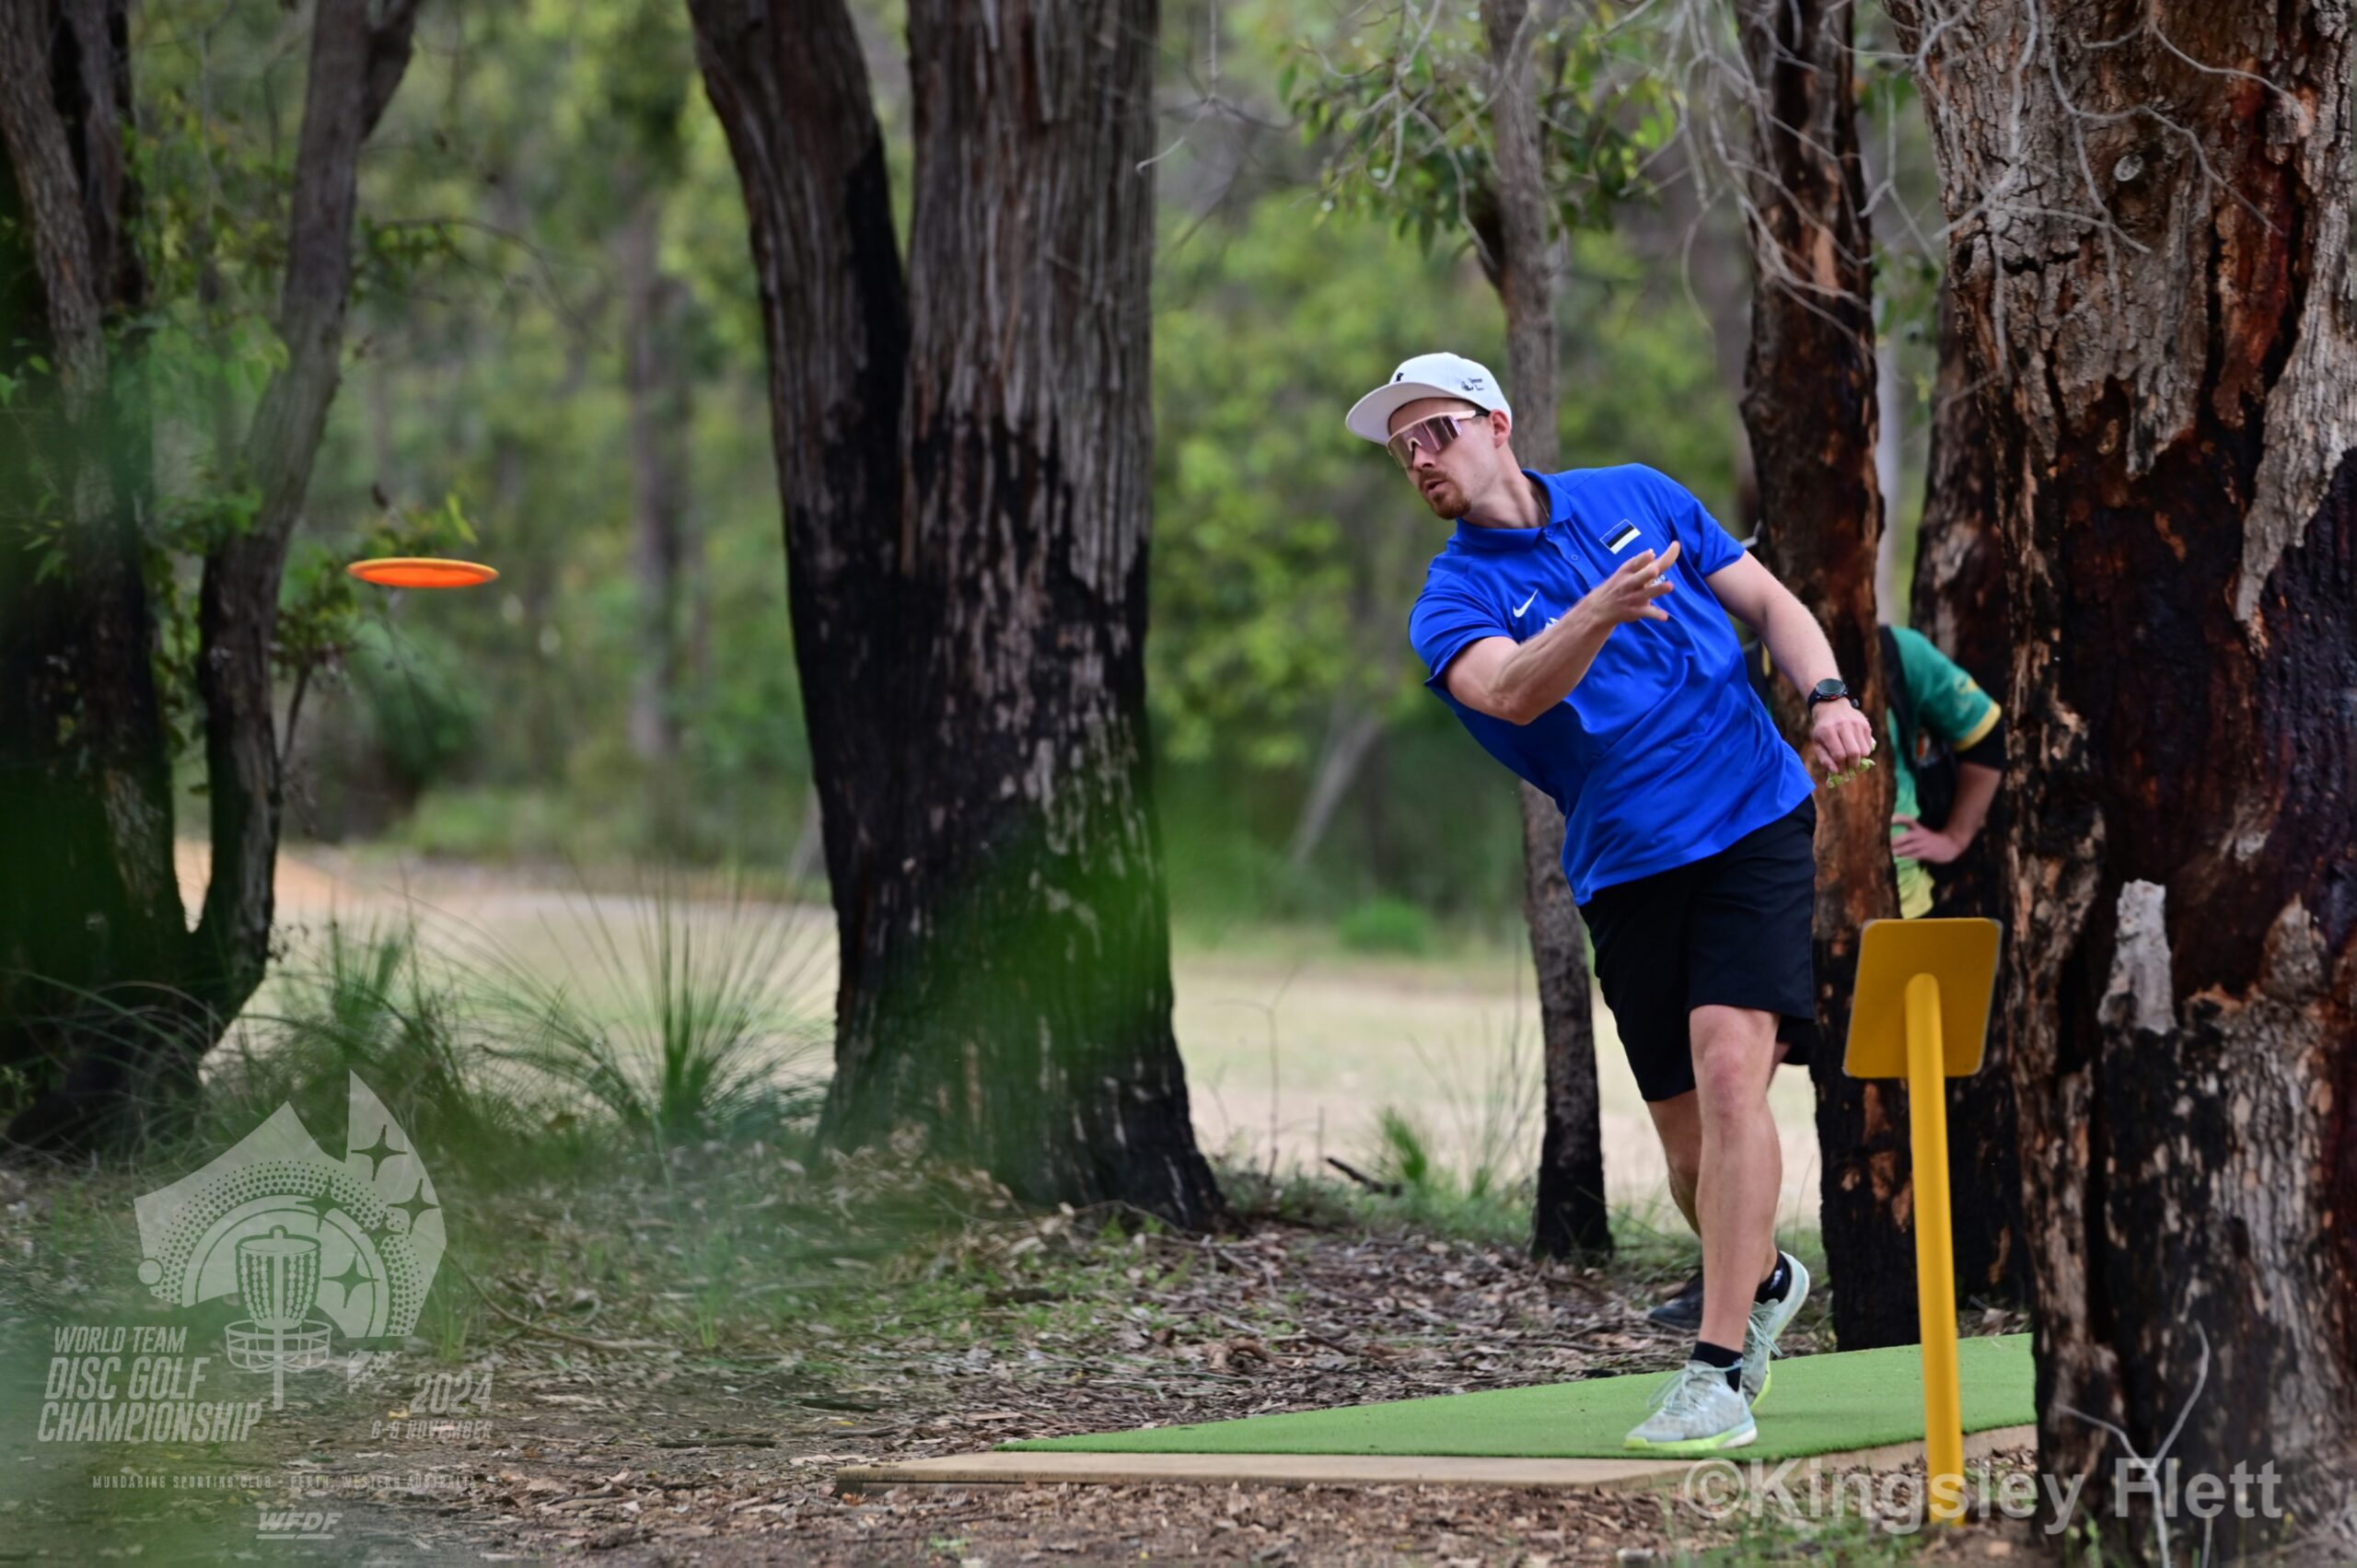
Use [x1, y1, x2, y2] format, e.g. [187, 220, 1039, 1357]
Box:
[1347, 353, 1876, 1453]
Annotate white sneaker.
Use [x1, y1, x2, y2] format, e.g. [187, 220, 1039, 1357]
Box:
[1622, 1360, 1757, 1453]
[1742, 1250, 1811, 1406]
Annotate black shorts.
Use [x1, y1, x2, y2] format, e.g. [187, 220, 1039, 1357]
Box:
[1577, 797, 1818, 1102]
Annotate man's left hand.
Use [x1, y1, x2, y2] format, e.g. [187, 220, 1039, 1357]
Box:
[1808, 700, 1875, 776]
[1890, 816, 1966, 863]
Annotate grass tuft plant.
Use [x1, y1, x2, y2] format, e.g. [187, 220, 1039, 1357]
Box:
[466, 873, 830, 1150]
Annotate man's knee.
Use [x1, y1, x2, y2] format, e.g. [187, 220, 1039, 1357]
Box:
[1689, 1005, 1776, 1109]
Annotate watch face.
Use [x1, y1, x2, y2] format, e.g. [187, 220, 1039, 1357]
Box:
[1812, 679, 1846, 700]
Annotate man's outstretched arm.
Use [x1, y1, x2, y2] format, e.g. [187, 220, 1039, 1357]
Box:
[1440, 542, 1681, 724]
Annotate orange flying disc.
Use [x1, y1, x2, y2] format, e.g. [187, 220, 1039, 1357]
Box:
[347, 557, 499, 589]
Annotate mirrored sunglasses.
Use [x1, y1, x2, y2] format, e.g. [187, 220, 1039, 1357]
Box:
[1386, 410, 1486, 471]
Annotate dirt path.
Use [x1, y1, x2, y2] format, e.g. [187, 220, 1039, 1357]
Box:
[34, 1213, 2033, 1565]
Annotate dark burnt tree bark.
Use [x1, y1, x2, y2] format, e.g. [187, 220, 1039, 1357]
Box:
[1732, 0, 1912, 1348]
[1473, 0, 1609, 1258]
[0, 0, 422, 1148]
[0, 0, 183, 1138]
[1890, 4, 2357, 1555]
[1908, 275, 2025, 1306]
[687, 0, 1220, 1224]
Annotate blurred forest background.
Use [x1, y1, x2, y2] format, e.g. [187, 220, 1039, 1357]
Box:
[255, 0, 1932, 943]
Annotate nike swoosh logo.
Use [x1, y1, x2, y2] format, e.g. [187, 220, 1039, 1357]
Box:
[1513, 589, 1538, 616]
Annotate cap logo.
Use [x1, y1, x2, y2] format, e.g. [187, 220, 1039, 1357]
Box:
[1461, 377, 1484, 390]
[1393, 371, 1406, 382]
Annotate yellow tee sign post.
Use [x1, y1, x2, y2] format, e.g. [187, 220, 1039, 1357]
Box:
[1841, 916, 2002, 1526]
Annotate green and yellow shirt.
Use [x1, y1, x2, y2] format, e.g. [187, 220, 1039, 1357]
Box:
[1883, 625, 2001, 918]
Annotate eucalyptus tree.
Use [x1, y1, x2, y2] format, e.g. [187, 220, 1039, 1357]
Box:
[1892, 3, 2357, 1554]
[686, 0, 1221, 1222]
[0, 0, 434, 1146]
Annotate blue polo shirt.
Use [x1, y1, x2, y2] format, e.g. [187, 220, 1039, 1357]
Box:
[1407, 464, 1813, 902]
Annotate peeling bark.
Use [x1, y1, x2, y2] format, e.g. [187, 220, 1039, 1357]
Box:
[1890, 4, 2357, 1555]
[1910, 275, 2025, 1306]
[1733, 0, 1909, 1347]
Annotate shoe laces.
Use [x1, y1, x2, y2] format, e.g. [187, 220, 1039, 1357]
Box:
[1646, 1363, 1730, 1419]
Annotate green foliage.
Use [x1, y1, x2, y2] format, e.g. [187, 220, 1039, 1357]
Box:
[1283, 5, 1667, 256]
[1150, 201, 1495, 775]
[1337, 895, 1434, 955]
[1372, 1104, 1436, 1189]
[106, 4, 482, 752]
[346, 620, 488, 793]
[291, 0, 801, 860]
[395, 786, 587, 862]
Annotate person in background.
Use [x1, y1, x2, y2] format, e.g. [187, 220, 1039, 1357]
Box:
[1646, 621, 2005, 1331]
[1876, 622, 2004, 918]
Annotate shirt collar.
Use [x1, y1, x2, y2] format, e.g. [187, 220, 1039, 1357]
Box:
[1447, 470, 1562, 552]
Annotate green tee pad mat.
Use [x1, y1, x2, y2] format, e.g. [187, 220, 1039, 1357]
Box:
[1003, 1333, 2033, 1462]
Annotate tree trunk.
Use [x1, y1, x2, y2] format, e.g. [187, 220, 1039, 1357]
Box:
[1891, 4, 2357, 1555]
[1873, 334, 1905, 615]
[1646, 166, 1758, 534]
[1732, 0, 1910, 1347]
[688, 0, 1221, 1225]
[683, 0, 912, 1165]
[1909, 274, 2024, 1307]
[619, 185, 691, 768]
[0, 0, 423, 1148]
[0, 0, 187, 1137]
[192, 0, 423, 1027]
[1284, 700, 1384, 871]
[1476, 0, 1609, 1258]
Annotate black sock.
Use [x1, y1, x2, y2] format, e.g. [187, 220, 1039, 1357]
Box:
[1755, 1253, 1792, 1305]
[1692, 1338, 1743, 1390]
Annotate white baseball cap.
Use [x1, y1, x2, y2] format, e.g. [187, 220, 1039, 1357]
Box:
[1344, 351, 1512, 445]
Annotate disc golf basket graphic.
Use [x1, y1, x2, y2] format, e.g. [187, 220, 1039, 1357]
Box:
[226, 1226, 333, 1410]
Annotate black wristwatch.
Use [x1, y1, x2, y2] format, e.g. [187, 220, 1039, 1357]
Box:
[1806, 678, 1862, 714]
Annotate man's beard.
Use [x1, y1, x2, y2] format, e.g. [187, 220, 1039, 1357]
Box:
[1419, 475, 1469, 519]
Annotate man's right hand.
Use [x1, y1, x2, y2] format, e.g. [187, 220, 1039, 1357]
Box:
[1583, 540, 1681, 626]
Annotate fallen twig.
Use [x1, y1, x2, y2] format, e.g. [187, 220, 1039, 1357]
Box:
[1324, 1156, 1404, 1196]
[451, 1257, 668, 1353]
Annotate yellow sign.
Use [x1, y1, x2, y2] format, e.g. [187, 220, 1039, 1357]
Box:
[1841, 914, 2002, 1526]
[1842, 917, 2001, 1080]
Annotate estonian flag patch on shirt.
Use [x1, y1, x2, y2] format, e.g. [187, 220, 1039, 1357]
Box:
[1603, 520, 1642, 554]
